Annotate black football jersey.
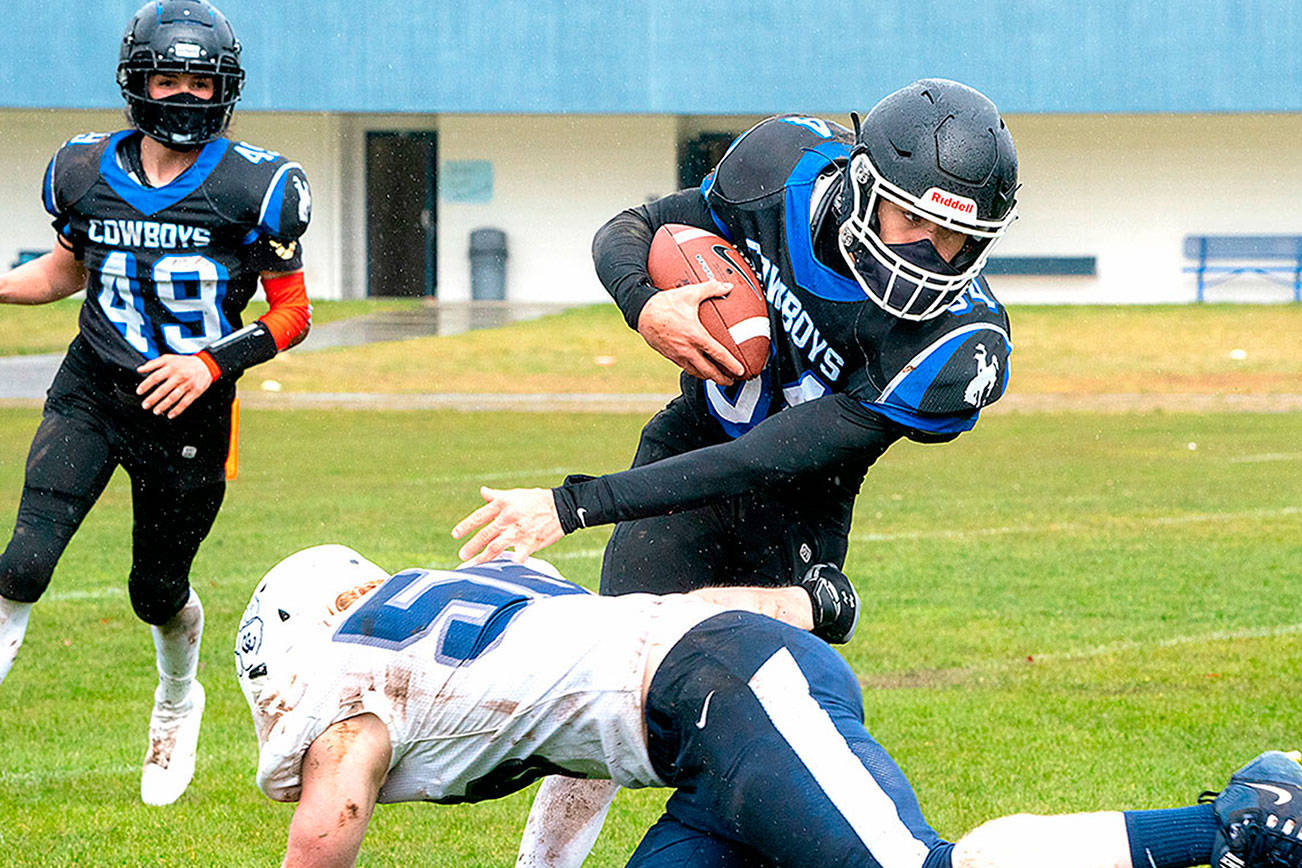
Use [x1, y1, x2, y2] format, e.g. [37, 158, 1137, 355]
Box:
[43, 130, 311, 372]
[697, 116, 1012, 439]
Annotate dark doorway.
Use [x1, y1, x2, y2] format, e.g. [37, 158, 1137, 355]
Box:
[366, 131, 438, 297]
[678, 131, 737, 190]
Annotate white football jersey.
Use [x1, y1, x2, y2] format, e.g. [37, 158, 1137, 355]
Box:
[249, 563, 723, 804]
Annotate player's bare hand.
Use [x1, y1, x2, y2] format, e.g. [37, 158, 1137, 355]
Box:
[636, 281, 746, 386]
[137, 354, 214, 419]
[452, 486, 563, 566]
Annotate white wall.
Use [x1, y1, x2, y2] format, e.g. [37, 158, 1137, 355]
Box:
[3, 109, 1300, 305]
[435, 114, 678, 303]
[998, 113, 1302, 304]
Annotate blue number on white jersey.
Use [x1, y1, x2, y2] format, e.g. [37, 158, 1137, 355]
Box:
[332, 562, 589, 664]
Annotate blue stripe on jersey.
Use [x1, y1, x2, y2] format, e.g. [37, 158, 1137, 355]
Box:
[862, 399, 978, 435]
[260, 172, 286, 237]
[782, 141, 867, 302]
[98, 131, 231, 217]
[42, 157, 57, 218]
[240, 228, 261, 246]
[698, 172, 735, 242]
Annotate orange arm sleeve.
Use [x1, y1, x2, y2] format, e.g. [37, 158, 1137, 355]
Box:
[258, 270, 312, 351]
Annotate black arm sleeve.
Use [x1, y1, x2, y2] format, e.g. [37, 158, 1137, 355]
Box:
[591, 188, 718, 329]
[201, 321, 277, 379]
[552, 394, 905, 532]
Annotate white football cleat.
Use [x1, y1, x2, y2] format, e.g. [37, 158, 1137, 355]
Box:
[140, 680, 205, 806]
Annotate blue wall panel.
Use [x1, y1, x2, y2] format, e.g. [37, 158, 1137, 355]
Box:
[3, 1, 1299, 114]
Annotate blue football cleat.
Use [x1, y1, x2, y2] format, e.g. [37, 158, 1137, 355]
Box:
[1205, 751, 1302, 868]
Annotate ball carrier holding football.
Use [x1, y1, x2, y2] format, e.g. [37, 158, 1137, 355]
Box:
[0, 0, 312, 805]
[455, 78, 1017, 599]
[452, 78, 1017, 864]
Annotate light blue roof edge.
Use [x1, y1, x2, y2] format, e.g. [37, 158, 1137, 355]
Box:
[5, 1, 1299, 115]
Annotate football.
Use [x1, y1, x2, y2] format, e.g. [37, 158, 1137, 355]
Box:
[647, 223, 771, 379]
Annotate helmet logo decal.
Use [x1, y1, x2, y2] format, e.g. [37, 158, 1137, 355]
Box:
[171, 42, 203, 59]
[963, 343, 1000, 406]
[235, 612, 264, 676]
[921, 187, 977, 218]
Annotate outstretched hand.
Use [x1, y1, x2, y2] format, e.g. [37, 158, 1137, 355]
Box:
[452, 486, 564, 566]
[636, 281, 746, 386]
[137, 354, 214, 419]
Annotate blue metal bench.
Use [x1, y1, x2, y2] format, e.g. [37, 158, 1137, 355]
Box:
[1183, 235, 1302, 302]
[984, 256, 1096, 276]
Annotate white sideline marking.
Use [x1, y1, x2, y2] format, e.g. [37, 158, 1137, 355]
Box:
[547, 507, 1301, 564]
[863, 621, 1302, 691]
[1227, 453, 1302, 464]
[851, 506, 1301, 544]
[46, 587, 124, 603]
[0, 763, 136, 786]
[1033, 621, 1302, 665]
[425, 466, 573, 485]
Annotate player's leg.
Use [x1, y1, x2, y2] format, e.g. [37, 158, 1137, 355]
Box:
[0, 391, 117, 683]
[600, 507, 733, 595]
[600, 398, 731, 595]
[131, 472, 223, 805]
[644, 611, 952, 868]
[625, 813, 773, 868]
[127, 397, 229, 805]
[517, 777, 620, 868]
[728, 484, 853, 585]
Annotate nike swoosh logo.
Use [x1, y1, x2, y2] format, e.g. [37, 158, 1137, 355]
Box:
[696, 690, 716, 729]
[576, 508, 588, 528]
[1246, 782, 1294, 805]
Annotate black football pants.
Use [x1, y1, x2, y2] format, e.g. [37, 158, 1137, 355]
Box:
[0, 339, 229, 625]
[600, 397, 853, 596]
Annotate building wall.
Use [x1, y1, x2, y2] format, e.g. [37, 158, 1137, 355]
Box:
[435, 114, 677, 303]
[3, 108, 1300, 305]
[1000, 112, 1302, 304]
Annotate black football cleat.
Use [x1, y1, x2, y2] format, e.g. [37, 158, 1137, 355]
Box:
[798, 563, 860, 645]
[1204, 750, 1302, 868]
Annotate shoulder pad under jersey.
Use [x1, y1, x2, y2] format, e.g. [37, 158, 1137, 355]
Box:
[206, 140, 313, 241]
[43, 132, 116, 219]
[870, 298, 1012, 425]
[704, 115, 852, 207]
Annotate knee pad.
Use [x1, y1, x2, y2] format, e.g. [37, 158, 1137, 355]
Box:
[129, 568, 192, 625]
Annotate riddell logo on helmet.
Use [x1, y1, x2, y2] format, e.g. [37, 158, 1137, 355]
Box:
[922, 188, 977, 218]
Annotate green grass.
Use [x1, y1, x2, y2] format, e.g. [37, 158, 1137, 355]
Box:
[0, 405, 1298, 865]
[254, 302, 1302, 396]
[8, 302, 1302, 396]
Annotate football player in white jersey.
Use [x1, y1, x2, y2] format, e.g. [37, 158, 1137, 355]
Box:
[239, 546, 1302, 868]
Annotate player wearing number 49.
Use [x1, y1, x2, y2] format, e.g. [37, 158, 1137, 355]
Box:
[0, 0, 311, 806]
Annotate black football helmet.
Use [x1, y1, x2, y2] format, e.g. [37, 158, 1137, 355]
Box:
[837, 79, 1019, 320]
[116, 0, 245, 149]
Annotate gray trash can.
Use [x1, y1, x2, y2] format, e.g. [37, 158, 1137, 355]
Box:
[469, 228, 508, 300]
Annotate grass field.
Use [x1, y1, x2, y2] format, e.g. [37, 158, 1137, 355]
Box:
[0, 305, 1299, 866]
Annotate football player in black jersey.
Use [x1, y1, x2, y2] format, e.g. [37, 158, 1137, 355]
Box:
[0, 0, 312, 806]
[455, 79, 1018, 593]
[452, 79, 1019, 865]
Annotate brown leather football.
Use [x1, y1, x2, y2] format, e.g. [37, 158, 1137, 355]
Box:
[646, 223, 771, 379]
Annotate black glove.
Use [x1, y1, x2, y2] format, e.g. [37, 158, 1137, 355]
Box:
[798, 563, 860, 644]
